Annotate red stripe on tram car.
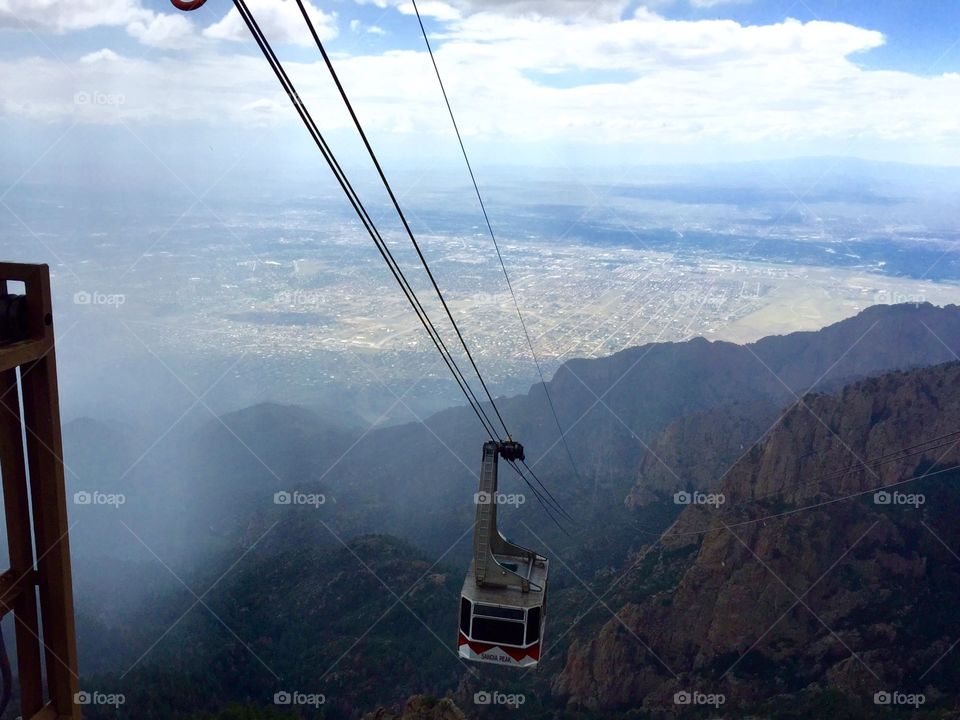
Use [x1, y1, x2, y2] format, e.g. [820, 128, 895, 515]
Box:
[458, 632, 540, 663]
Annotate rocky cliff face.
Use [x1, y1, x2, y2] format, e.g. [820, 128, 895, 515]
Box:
[618, 302, 960, 515]
[556, 361, 960, 713]
[625, 399, 780, 508]
[362, 696, 465, 720]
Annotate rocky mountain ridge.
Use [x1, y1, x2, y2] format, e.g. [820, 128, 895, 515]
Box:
[556, 361, 960, 716]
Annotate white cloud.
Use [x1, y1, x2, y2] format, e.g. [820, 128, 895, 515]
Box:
[397, 0, 462, 21]
[435, 10, 885, 77]
[689, 0, 753, 7]
[126, 12, 196, 49]
[80, 48, 121, 64]
[1, 7, 959, 163]
[203, 0, 337, 46]
[350, 18, 388, 34]
[352, 0, 393, 8]
[0, 0, 198, 50]
[452, 0, 626, 20]
[367, 0, 622, 21]
[0, 0, 149, 33]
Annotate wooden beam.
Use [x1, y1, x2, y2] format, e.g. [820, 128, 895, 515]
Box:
[0, 263, 45, 286]
[0, 339, 53, 373]
[19, 265, 80, 718]
[0, 264, 81, 719]
[26, 702, 59, 720]
[0, 368, 44, 717]
[0, 568, 39, 614]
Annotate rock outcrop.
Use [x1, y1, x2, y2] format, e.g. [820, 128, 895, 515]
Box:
[363, 695, 466, 720]
[557, 361, 960, 711]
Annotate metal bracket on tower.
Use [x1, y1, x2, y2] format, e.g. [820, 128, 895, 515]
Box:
[473, 440, 545, 592]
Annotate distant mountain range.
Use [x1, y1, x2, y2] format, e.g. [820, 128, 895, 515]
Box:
[52, 302, 960, 719]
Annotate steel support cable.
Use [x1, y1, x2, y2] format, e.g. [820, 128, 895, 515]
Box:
[777, 426, 960, 483]
[520, 459, 577, 524]
[232, 0, 501, 440]
[292, 0, 511, 440]
[758, 430, 960, 499]
[627, 400, 960, 483]
[507, 460, 569, 535]
[622, 431, 960, 540]
[234, 0, 495, 438]
[408, 0, 583, 486]
[618, 432, 960, 542]
[739, 428, 960, 508]
[624, 465, 960, 549]
[817, 429, 960, 478]
[625, 457, 960, 544]
[507, 459, 569, 527]
[681, 460, 960, 539]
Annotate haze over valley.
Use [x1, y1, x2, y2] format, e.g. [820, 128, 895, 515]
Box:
[5, 157, 960, 427]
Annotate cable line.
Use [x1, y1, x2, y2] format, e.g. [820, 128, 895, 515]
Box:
[507, 460, 569, 535]
[234, 0, 576, 529]
[512, 460, 572, 527]
[736, 428, 960, 508]
[601, 460, 960, 607]
[627, 428, 960, 542]
[520, 459, 577, 524]
[233, 0, 500, 440]
[235, 0, 575, 527]
[699, 460, 960, 537]
[409, 0, 583, 483]
[293, 0, 511, 440]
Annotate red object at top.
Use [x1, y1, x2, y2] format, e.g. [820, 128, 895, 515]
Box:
[170, 0, 208, 10]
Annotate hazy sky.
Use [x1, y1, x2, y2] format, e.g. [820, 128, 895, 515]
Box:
[1, 0, 959, 190]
